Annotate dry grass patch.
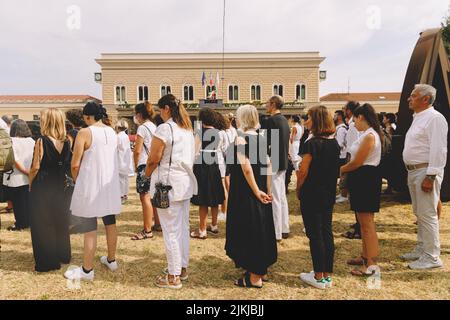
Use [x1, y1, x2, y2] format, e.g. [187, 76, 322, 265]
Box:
[0, 178, 449, 300]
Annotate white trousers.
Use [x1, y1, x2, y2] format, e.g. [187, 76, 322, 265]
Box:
[119, 174, 129, 197]
[271, 170, 290, 240]
[407, 168, 442, 261]
[157, 199, 190, 275]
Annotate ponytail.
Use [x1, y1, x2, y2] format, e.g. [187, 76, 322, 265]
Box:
[158, 94, 192, 131]
[135, 101, 155, 121]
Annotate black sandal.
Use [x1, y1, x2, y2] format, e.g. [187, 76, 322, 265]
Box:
[342, 230, 361, 239]
[235, 272, 263, 289]
[131, 229, 154, 240]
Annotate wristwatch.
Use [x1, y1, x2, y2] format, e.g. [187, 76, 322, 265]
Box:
[425, 175, 436, 181]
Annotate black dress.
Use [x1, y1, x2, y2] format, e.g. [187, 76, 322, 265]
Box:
[225, 132, 277, 276]
[30, 136, 72, 272]
[191, 128, 225, 207]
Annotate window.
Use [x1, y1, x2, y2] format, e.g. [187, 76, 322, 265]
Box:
[296, 84, 306, 100]
[183, 85, 194, 101]
[138, 85, 149, 102]
[115, 86, 126, 103]
[206, 85, 216, 98]
[273, 84, 283, 97]
[228, 85, 239, 101]
[12, 115, 19, 120]
[251, 84, 261, 101]
[161, 85, 171, 97]
[33, 115, 40, 121]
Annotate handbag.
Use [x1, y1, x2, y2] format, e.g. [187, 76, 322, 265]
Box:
[152, 123, 174, 209]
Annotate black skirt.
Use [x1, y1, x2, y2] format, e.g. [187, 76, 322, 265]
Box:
[191, 162, 225, 207]
[348, 165, 382, 213]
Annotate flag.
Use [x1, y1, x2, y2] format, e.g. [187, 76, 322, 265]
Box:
[216, 71, 220, 86]
[209, 72, 213, 86]
[201, 71, 206, 87]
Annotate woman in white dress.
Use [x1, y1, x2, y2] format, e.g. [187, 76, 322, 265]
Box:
[289, 115, 303, 171]
[115, 119, 134, 203]
[64, 101, 121, 281]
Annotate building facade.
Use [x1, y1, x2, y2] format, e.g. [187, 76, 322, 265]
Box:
[0, 95, 102, 121]
[95, 52, 326, 117]
[320, 92, 401, 114]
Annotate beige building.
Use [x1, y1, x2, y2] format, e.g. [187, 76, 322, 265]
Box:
[0, 95, 102, 122]
[320, 92, 401, 114]
[95, 52, 326, 117]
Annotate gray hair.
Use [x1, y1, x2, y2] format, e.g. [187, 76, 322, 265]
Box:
[1, 115, 14, 125]
[236, 105, 260, 132]
[414, 84, 437, 105]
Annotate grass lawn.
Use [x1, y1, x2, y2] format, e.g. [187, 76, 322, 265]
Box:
[1, 177, 449, 300]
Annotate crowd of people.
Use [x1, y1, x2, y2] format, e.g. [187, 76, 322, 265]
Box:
[0, 83, 447, 290]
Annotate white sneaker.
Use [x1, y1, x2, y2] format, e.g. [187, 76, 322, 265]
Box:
[400, 247, 423, 261]
[335, 195, 348, 204]
[218, 212, 226, 221]
[408, 256, 443, 270]
[64, 266, 94, 281]
[300, 271, 327, 290]
[100, 256, 118, 272]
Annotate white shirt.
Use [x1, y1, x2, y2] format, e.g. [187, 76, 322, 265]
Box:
[3, 137, 35, 187]
[335, 123, 348, 159]
[403, 107, 448, 176]
[136, 121, 157, 167]
[0, 118, 8, 131]
[349, 127, 381, 167]
[150, 118, 197, 202]
[345, 117, 359, 155]
[117, 131, 134, 176]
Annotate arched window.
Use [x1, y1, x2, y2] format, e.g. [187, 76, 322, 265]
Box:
[251, 84, 261, 101]
[115, 85, 126, 103]
[228, 85, 239, 101]
[296, 84, 306, 100]
[161, 85, 172, 97]
[138, 85, 149, 102]
[273, 84, 283, 97]
[183, 85, 194, 101]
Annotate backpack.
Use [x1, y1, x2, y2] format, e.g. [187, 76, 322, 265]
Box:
[0, 129, 14, 173]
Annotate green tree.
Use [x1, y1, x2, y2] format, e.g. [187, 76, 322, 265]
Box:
[442, 6, 450, 58]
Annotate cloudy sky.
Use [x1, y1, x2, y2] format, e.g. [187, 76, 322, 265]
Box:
[0, 0, 448, 99]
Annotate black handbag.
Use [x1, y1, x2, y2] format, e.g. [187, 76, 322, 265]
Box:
[152, 123, 174, 209]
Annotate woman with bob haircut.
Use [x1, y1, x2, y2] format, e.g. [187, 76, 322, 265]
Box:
[297, 105, 340, 289]
[29, 108, 72, 272]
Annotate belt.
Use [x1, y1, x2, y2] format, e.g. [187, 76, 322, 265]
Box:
[405, 163, 428, 171]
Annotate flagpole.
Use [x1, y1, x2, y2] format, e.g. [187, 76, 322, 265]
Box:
[221, 0, 226, 100]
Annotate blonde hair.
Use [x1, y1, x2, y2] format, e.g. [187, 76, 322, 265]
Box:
[40, 108, 67, 141]
[236, 105, 260, 132]
[115, 118, 129, 132]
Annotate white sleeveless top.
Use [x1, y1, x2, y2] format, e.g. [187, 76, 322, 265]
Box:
[70, 125, 122, 218]
[349, 127, 381, 167]
[292, 123, 303, 142]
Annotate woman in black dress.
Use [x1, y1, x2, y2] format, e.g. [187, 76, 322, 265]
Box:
[29, 108, 72, 272]
[225, 105, 276, 288]
[297, 105, 340, 290]
[191, 108, 225, 239]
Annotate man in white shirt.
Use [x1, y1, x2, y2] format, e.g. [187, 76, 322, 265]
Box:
[341, 101, 362, 239]
[401, 84, 448, 270]
[334, 110, 348, 203]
